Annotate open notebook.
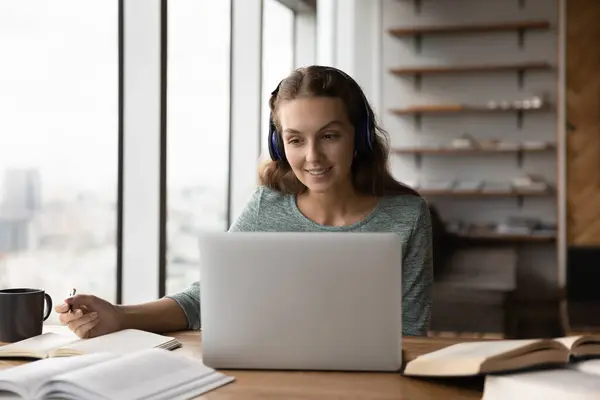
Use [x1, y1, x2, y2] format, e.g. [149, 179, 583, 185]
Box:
[404, 335, 600, 377]
[0, 348, 234, 400]
[0, 329, 181, 359]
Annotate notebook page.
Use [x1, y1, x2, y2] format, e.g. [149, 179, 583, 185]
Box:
[48, 349, 226, 400]
[56, 329, 178, 356]
[0, 333, 77, 357]
[413, 339, 542, 362]
[0, 353, 115, 397]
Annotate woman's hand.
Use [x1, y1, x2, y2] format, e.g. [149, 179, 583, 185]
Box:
[55, 294, 124, 338]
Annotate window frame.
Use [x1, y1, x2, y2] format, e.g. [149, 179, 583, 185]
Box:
[119, 0, 310, 302]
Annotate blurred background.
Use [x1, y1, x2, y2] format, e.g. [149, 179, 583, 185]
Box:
[0, 0, 598, 338]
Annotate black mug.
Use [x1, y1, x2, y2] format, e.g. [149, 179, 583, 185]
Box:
[0, 288, 53, 343]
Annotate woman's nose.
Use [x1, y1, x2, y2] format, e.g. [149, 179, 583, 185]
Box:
[305, 142, 324, 162]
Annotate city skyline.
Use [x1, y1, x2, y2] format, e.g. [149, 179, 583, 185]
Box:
[0, 1, 293, 200]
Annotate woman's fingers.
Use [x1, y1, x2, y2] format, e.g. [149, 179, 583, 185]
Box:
[73, 317, 100, 339]
[59, 308, 83, 325]
[67, 312, 98, 336]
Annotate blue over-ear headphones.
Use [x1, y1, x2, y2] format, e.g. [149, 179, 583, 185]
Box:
[268, 66, 375, 162]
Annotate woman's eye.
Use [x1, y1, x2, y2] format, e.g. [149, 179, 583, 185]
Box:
[323, 133, 338, 140]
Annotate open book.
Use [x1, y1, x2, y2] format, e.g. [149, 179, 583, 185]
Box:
[0, 329, 181, 359]
[0, 348, 234, 400]
[404, 335, 600, 377]
[483, 359, 600, 400]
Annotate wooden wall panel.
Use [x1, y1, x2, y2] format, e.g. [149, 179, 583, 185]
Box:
[566, 0, 600, 246]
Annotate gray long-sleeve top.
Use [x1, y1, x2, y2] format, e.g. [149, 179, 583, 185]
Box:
[166, 185, 433, 336]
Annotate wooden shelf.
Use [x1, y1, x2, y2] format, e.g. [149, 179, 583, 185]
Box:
[456, 233, 556, 243]
[393, 145, 555, 155]
[389, 62, 551, 76]
[418, 189, 554, 197]
[390, 104, 550, 115]
[388, 20, 550, 37]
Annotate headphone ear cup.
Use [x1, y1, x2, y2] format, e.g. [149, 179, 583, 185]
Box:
[268, 117, 284, 161]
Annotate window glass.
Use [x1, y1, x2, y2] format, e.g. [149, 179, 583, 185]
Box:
[0, 2, 119, 323]
[261, 0, 295, 160]
[166, 0, 231, 294]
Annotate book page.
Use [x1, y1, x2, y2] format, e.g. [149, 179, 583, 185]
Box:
[52, 329, 178, 356]
[0, 353, 116, 397]
[570, 359, 600, 377]
[0, 333, 77, 358]
[413, 339, 543, 362]
[553, 336, 582, 349]
[483, 369, 600, 400]
[44, 349, 231, 400]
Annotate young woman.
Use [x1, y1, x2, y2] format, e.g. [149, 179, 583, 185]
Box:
[55, 65, 433, 338]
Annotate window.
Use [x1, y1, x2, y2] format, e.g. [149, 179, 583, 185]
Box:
[260, 0, 296, 160]
[166, 0, 231, 295]
[0, 1, 119, 322]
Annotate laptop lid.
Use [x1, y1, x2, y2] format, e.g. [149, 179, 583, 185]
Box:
[198, 232, 403, 371]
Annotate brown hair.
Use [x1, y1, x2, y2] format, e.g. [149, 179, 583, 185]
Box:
[259, 65, 420, 198]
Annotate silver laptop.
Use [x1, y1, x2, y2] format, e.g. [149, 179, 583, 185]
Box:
[198, 232, 403, 371]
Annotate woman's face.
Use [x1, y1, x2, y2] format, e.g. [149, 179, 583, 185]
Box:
[277, 96, 355, 194]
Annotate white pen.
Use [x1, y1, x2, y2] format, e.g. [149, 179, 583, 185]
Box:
[68, 288, 76, 312]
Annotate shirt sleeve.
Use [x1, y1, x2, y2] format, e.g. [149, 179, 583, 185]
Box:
[402, 198, 434, 336]
[165, 281, 201, 330]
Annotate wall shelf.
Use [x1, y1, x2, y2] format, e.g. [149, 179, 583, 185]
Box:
[393, 145, 555, 155]
[387, 20, 550, 37]
[418, 189, 554, 198]
[389, 62, 552, 76]
[390, 104, 551, 115]
[456, 233, 556, 244]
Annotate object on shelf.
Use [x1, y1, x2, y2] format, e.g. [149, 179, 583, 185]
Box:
[511, 174, 549, 192]
[481, 181, 513, 193]
[446, 219, 557, 241]
[419, 180, 455, 191]
[391, 102, 550, 115]
[451, 133, 478, 149]
[446, 220, 467, 234]
[495, 141, 520, 150]
[453, 180, 483, 192]
[522, 140, 550, 150]
[486, 96, 547, 110]
[506, 216, 541, 230]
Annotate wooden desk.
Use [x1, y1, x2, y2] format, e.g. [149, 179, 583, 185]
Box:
[1, 329, 484, 399]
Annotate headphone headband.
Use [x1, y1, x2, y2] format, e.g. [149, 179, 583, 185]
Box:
[267, 66, 374, 163]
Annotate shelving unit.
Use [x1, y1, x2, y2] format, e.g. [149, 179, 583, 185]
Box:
[382, 2, 559, 338]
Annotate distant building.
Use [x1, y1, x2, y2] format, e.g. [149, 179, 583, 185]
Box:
[0, 211, 36, 253]
[2, 168, 42, 212]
